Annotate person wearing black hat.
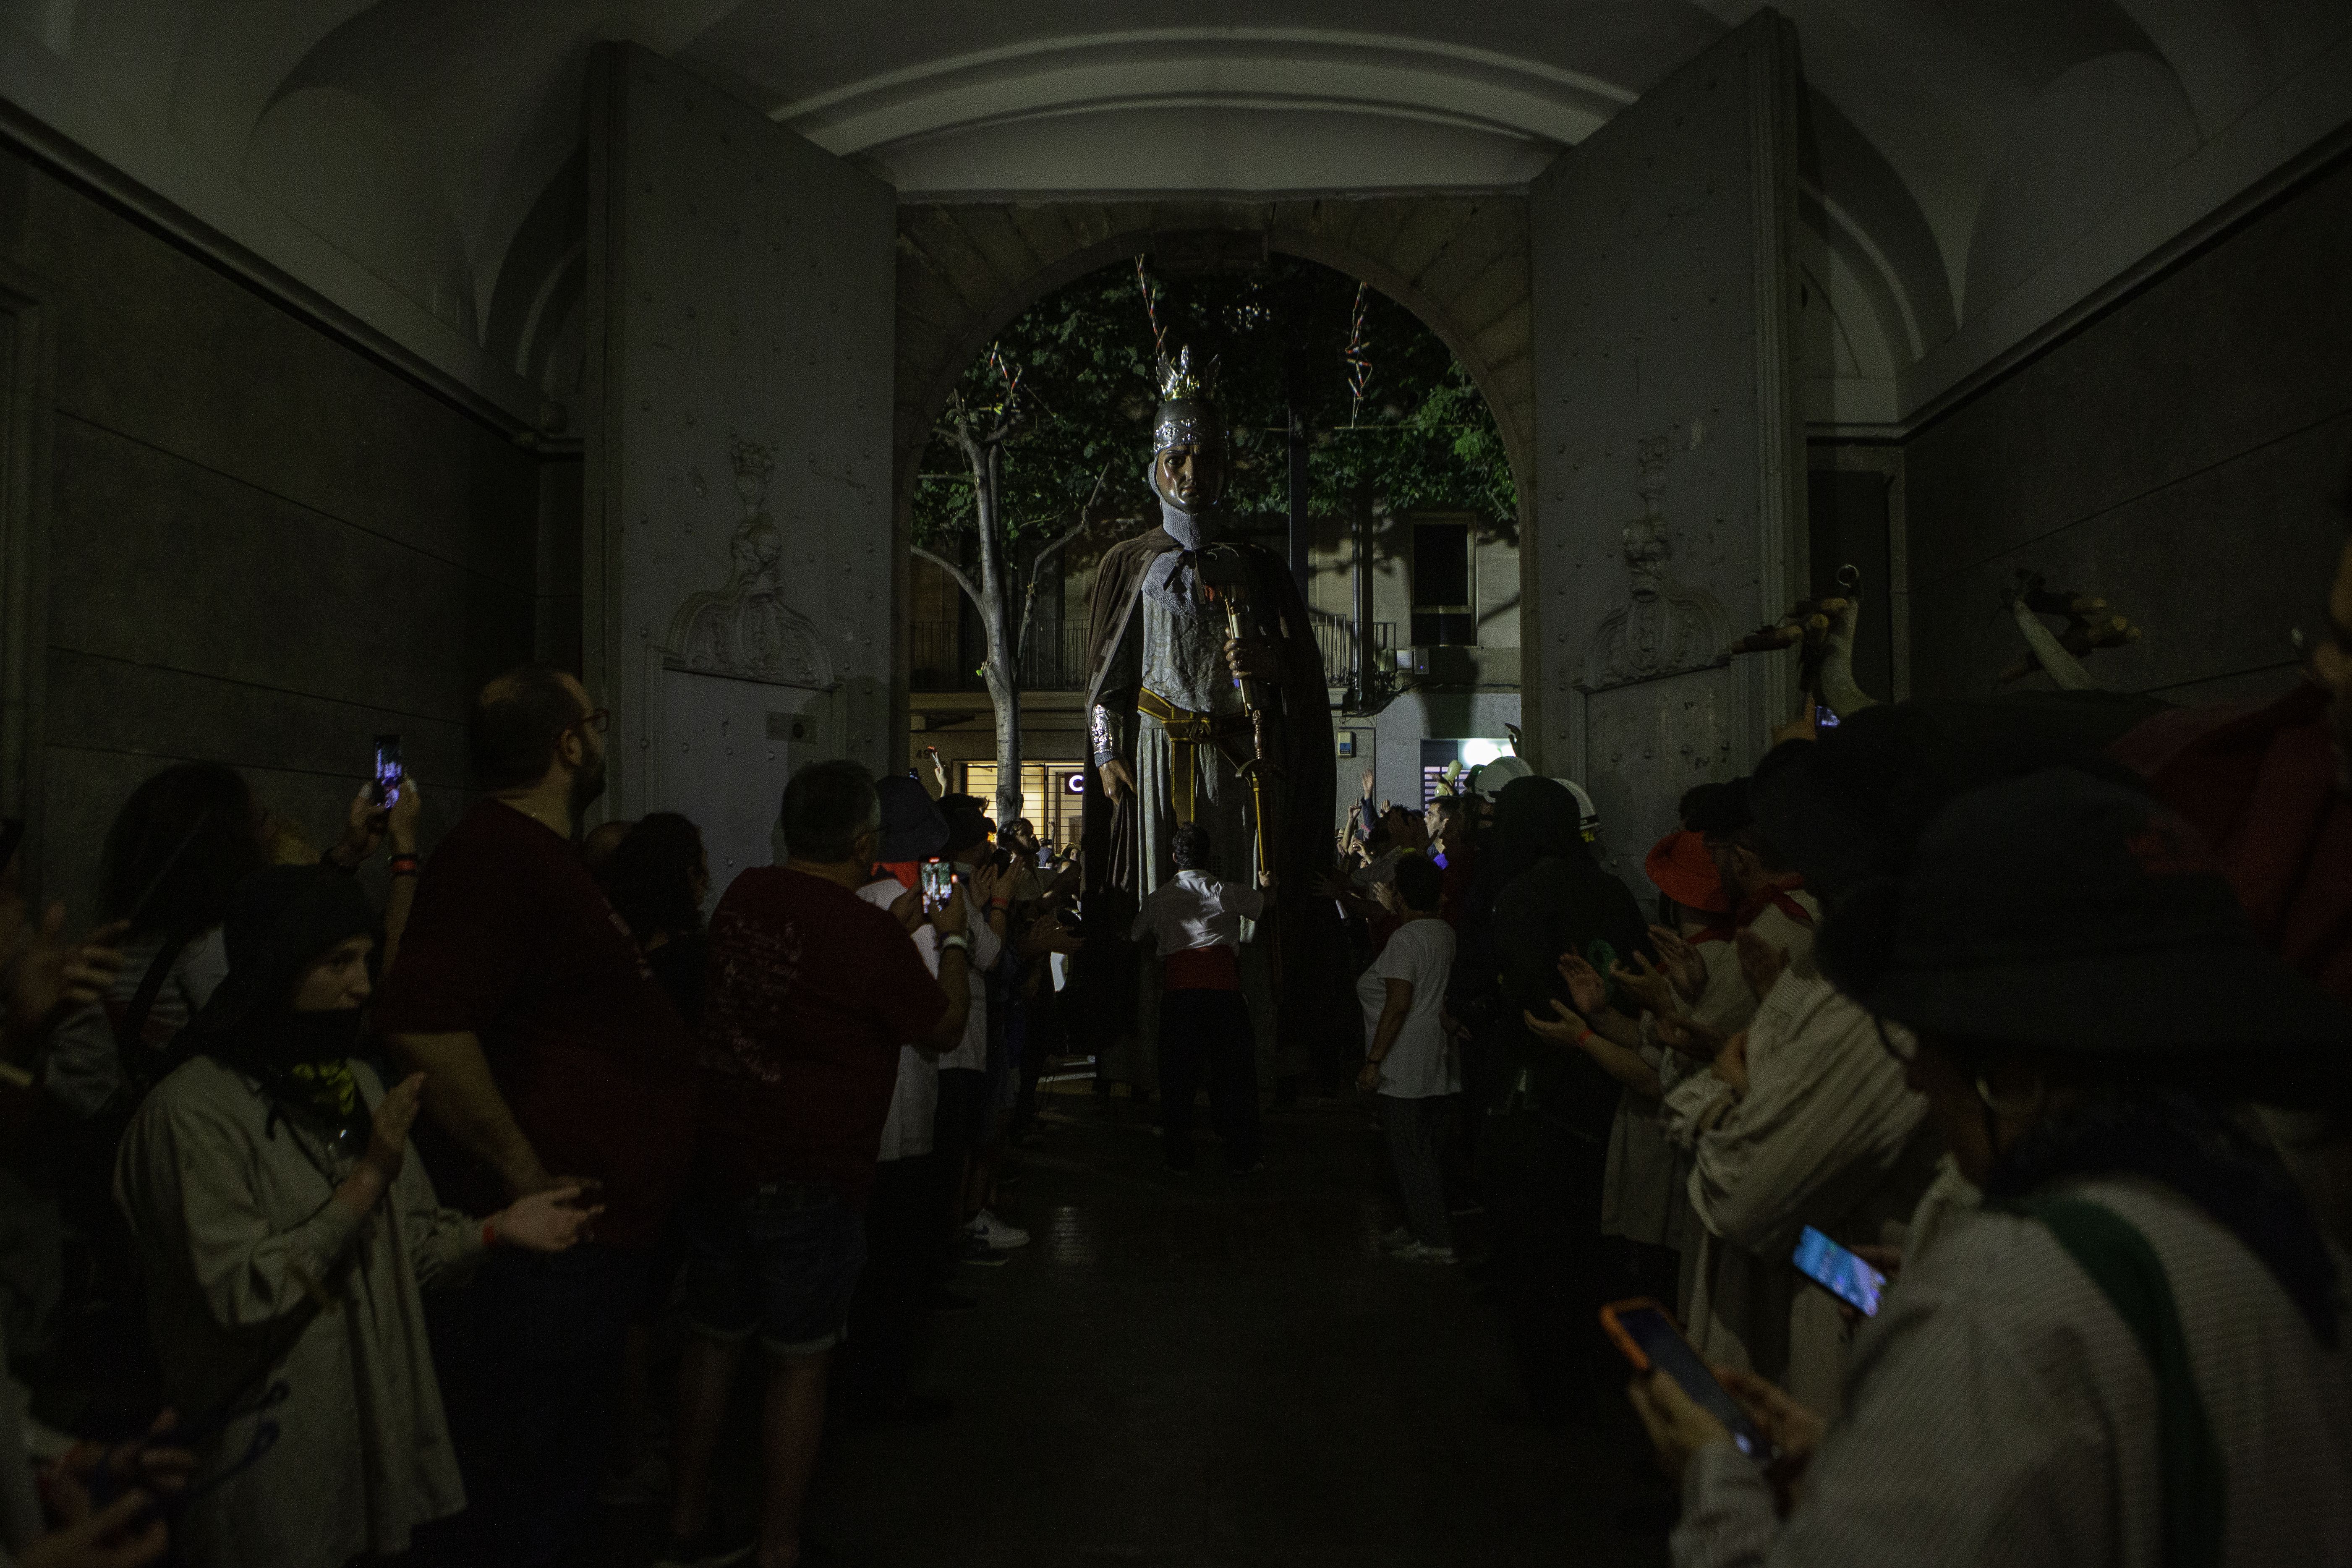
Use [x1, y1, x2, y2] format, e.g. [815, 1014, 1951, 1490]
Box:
[112, 867, 596, 1568]
[1632, 769, 2352, 1568]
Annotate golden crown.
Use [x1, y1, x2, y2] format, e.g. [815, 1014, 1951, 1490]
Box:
[1156, 346, 1220, 405]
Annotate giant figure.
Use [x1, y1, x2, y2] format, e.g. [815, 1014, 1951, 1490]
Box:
[1077, 349, 1342, 1084]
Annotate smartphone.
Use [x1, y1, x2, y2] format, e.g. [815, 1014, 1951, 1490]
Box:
[1814, 701, 1841, 730]
[1600, 1298, 1774, 1461]
[372, 733, 404, 808]
[1793, 1225, 1886, 1317]
[1036, 845, 1053, 869]
[919, 857, 953, 911]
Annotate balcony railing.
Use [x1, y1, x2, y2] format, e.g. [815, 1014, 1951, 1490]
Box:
[909, 621, 1092, 692]
[1308, 610, 1394, 689]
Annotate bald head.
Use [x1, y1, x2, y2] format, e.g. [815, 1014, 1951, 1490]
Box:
[468, 664, 590, 792]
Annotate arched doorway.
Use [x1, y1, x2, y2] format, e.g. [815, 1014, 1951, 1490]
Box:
[900, 239, 1528, 831]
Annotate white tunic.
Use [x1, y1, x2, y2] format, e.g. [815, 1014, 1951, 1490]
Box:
[1679, 955, 1937, 1410]
[114, 1055, 483, 1568]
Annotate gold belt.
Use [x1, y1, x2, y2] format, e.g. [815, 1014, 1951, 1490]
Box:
[1137, 688, 1250, 825]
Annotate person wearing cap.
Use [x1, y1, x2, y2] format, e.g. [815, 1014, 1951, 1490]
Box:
[1635, 767, 2352, 1568]
[112, 867, 596, 1568]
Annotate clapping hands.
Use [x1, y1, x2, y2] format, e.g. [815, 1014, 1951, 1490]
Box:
[1645, 924, 1709, 1001]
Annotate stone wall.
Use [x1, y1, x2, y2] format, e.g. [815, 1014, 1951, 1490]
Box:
[0, 150, 551, 912]
[1905, 154, 2352, 709]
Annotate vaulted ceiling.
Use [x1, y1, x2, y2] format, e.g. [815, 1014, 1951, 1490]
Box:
[0, 0, 2343, 433]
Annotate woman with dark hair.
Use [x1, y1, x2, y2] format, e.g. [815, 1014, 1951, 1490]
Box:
[48, 764, 413, 1120]
[114, 867, 593, 1568]
[1636, 770, 2351, 1568]
[597, 812, 711, 1029]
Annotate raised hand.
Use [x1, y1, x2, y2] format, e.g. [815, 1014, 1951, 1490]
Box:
[7, 910, 127, 1044]
[1653, 1011, 1727, 1062]
[1555, 952, 1610, 1017]
[1646, 924, 1709, 1001]
[1736, 927, 1790, 1002]
[364, 1071, 427, 1184]
[1711, 1030, 1751, 1095]
[1608, 953, 1676, 1019]
[387, 776, 423, 855]
[1521, 998, 1590, 1048]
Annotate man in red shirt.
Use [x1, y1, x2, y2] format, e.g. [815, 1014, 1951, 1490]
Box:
[664, 759, 974, 1568]
[376, 664, 695, 1565]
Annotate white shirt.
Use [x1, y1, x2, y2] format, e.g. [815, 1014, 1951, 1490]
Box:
[1129, 869, 1265, 956]
[1356, 916, 1458, 1099]
[856, 878, 941, 1160]
[1674, 1178, 2352, 1568]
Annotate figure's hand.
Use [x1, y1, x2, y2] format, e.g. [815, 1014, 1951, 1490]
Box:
[1100, 758, 1135, 804]
[1770, 694, 1821, 749]
[1555, 952, 1610, 1017]
[7, 910, 127, 1045]
[491, 1185, 602, 1253]
[1653, 1011, 1727, 1062]
[1356, 1060, 1382, 1093]
[1647, 924, 1709, 1001]
[1736, 927, 1790, 1002]
[363, 1071, 426, 1184]
[1710, 1030, 1751, 1096]
[1223, 637, 1278, 682]
[387, 776, 423, 856]
[1628, 1369, 1733, 1485]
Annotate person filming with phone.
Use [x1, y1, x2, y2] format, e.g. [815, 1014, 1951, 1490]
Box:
[662, 760, 976, 1568]
[1628, 767, 2351, 1568]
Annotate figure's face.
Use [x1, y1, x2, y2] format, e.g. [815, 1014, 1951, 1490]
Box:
[1155, 442, 1227, 513]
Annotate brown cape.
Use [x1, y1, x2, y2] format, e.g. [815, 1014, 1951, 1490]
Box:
[1074, 527, 1346, 1075]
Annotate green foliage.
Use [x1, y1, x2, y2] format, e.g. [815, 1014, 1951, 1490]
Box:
[912, 254, 1516, 557]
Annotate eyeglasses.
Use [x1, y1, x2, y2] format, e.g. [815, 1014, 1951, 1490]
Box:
[573, 708, 611, 736]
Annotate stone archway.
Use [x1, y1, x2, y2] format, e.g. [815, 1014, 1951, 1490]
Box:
[891, 196, 1535, 523]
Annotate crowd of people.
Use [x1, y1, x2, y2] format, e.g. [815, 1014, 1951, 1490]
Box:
[0, 666, 1082, 1568]
[0, 523, 2347, 1568]
[1298, 527, 2352, 1563]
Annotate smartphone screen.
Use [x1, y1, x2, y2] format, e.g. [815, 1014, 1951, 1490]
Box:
[919, 857, 953, 911]
[1814, 702, 1841, 730]
[1036, 845, 1053, 869]
[1793, 1225, 1886, 1316]
[372, 734, 404, 808]
[1605, 1303, 1773, 1460]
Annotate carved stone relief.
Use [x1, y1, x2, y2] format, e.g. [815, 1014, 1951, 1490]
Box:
[1576, 437, 1730, 693]
[665, 436, 833, 690]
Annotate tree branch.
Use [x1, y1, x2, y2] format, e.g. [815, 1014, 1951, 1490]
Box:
[1016, 460, 1112, 658]
[913, 544, 987, 623]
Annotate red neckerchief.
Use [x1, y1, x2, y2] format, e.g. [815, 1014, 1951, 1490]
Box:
[1689, 918, 1739, 946]
[876, 860, 918, 890]
[1733, 877, 1812, 932]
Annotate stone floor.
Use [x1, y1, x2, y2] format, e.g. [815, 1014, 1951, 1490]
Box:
[712, 1093, 1680, 1568]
